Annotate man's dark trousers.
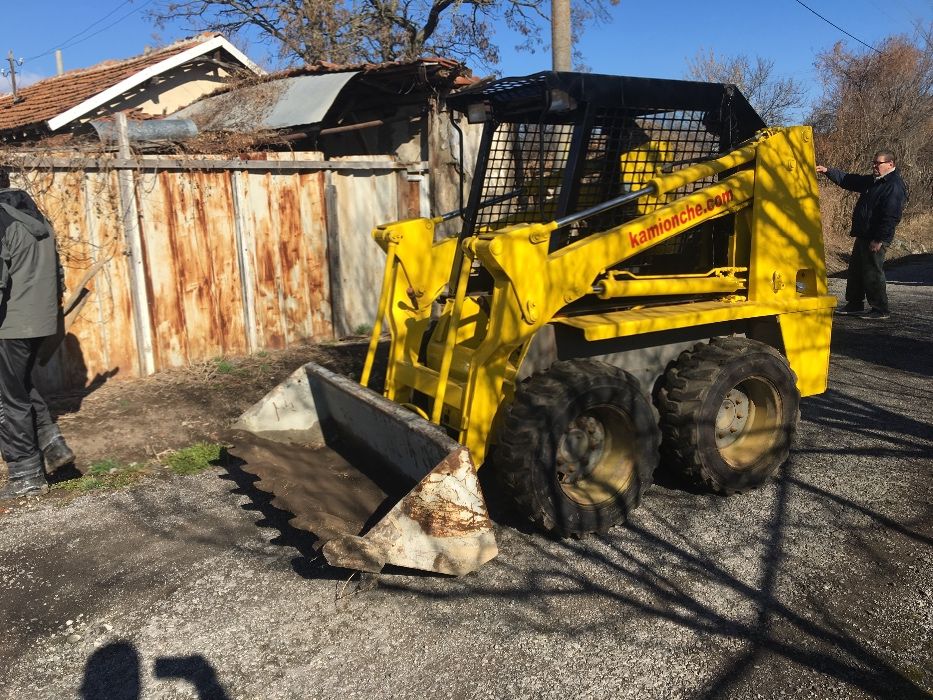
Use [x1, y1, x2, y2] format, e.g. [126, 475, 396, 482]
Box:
[0, 337, 57, 479]
[846, 238, 888, 313]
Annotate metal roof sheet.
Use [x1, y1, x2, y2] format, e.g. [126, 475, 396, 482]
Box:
[174, 72, 359, 132]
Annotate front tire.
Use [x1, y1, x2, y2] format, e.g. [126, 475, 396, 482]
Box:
[657, 337, 800, 494]
[494, 360, 660, 536]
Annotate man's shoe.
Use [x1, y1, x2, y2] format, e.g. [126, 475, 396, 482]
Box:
[0, 474, 50, 500]
[837, 303, 867, 315]
[864, 309, 890, 320]
[43, 436, 75, 473]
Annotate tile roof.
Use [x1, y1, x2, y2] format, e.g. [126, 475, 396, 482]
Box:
[0, 33, 228, 135]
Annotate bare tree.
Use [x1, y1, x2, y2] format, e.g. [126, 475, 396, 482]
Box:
[149, 0, 619, 69]
[810, 29, 932, 190]
[810, 26, 933, 258]
[687, 49, 807, 125]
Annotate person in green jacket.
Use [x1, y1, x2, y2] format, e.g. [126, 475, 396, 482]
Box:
[0, 170, 75, 499]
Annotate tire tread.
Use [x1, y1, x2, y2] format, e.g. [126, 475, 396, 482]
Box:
[494, 359, 659, 536]
[658, 337, 800, 494]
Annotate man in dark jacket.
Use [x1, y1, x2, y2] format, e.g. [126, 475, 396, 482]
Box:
[0, 172, 75, 499]
[816, 151, 907, 320]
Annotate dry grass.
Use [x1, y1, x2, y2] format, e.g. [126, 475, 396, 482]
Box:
[895, 209, 933, 254]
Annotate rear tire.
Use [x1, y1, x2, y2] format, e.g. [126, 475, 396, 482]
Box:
[494, 360, 660, 536]
[657, 337, 799, 494]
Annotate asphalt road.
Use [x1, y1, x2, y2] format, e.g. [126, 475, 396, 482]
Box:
[1, 257, 931, 700]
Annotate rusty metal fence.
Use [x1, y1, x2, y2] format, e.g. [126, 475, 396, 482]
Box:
[8, 152, 429, 393]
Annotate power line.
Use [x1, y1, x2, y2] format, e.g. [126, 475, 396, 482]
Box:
[28, 0, 135, 60]
[26, 0, 155, 62]
[58, 1, 157, 52]
[793, 0, 882, 54]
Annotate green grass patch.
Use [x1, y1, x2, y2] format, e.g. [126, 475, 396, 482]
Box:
[165, 443, 223, 475]
[53, 460, 147, 492]
[86, 459, 122, 476]
[213, 357, 236, 374]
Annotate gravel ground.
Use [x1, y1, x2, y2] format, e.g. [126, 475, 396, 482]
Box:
[1, 257, 931, 700]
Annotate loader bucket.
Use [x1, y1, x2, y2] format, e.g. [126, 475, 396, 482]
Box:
[229, 363, 498, 576]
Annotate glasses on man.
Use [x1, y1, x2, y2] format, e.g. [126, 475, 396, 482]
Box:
[872, 160, 891, 166]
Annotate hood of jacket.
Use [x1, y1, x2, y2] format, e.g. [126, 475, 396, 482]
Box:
[0, 188, 51, 240]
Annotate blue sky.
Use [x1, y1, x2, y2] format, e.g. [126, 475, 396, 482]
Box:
[2, 0, 930, 116]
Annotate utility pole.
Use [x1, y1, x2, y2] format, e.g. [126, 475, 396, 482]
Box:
[551, 0, 571, 71]
[3, 50, 24, 102]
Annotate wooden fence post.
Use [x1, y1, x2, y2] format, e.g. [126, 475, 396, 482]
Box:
[116, 113, 156, 375]
[324, 170, 349, 338]
[230, 169, 259, 353]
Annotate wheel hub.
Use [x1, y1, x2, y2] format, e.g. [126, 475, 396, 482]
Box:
[557, 416, 605, 484]
[554, 404, 637, 506]
[715, 388, 751, 449]
[715, 377, 783, 470]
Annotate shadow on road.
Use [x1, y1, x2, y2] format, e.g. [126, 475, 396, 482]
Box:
[379, 458, 932, 699]
[830, 321, 933, 378]
[827, 253, 931, 377]
[80, 641, 231, 699]
[80, 641, 140, 700]
[800, 389, 933, 459]
[154, 655, 230, 699]
[885, 254, 933, 285]
[217, 451, 359, 583]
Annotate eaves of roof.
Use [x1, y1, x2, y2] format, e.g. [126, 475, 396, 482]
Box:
[0, 34, 263, 139]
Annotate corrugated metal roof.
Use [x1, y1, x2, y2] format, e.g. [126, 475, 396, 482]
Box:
[174, 72, 359, 132]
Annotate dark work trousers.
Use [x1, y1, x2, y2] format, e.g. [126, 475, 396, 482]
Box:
[845, 238, 889, 313]
[0, 337, 58, 479]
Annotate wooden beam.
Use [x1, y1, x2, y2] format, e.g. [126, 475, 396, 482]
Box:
[116, 113, 156, 375]
[3, 157, 429, 173]
[323, 171, 349, 338]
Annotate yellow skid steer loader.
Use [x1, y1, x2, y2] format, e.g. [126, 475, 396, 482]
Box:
[231, 72, 835, 576]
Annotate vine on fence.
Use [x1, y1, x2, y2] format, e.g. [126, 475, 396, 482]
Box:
[2, 148, 124, 328]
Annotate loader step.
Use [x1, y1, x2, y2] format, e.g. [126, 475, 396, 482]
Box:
[557, 297, 837, 341]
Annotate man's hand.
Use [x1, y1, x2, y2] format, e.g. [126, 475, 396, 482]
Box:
[815, 165, 828, 174]
[869, 240, 883, 253]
